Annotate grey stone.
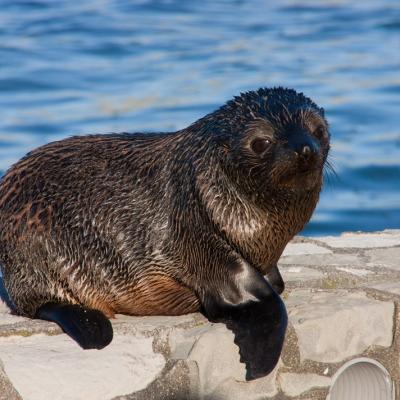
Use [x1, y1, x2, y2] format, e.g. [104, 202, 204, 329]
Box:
[0, 333, 165, 400]
[187, 324, 246, 396]
[279, 372, 331, 397]
[169, 325, 210, 360]
[113, 360, 200, 400]
[368, 281, 400, 296]
[0, 359, 22, 400]
[186, 324, 280, 399]
[205, 366, 278, 400]
[280, 265, 325, 282]
[0, 318, 62, 338]
[366, 247, 400, 271]
[282, 243, 332, 256]
[316, 231, 400, 249]
[335, 266, 373, 277]
[0, 311, 26, 327]
[280, 253, 364, 267]
[113, 313, 207, 336]
[286, 289, 394, 363]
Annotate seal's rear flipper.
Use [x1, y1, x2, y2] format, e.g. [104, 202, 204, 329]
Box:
[202, 261, 288, 380]
[36, 303, 113, 350]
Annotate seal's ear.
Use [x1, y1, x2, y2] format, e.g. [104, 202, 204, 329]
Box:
[201, 261, 287, 380]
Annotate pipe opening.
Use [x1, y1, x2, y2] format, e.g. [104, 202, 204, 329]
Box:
[327, 358, 395, 400]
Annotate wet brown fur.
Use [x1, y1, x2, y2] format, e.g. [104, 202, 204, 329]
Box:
[0, 87, 330, 318]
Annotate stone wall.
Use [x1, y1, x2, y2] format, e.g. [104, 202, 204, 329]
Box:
[0, 230, 399, 400]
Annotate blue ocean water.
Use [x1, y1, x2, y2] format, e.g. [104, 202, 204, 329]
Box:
[0, 0, 399, 236]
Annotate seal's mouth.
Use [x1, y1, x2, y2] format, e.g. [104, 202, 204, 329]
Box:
[276, 165, 323, 189]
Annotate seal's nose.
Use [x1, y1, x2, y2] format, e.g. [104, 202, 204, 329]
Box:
[301, 145, 311, 157]
[298, 143, 317, 160]
[292, 135, 319, 160]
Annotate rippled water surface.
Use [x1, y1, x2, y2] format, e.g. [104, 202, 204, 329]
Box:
[0, 0, 399, 235]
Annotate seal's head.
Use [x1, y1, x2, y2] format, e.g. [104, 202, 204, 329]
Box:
[211, 87, 330, 195]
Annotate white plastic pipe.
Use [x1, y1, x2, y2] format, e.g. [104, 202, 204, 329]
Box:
[327, 358, 395, 400]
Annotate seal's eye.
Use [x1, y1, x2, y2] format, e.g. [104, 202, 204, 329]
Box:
[313, 126, 326, 139]
[251, 138, 271, 154]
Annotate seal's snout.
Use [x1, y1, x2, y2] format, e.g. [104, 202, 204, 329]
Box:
[297, 141, 318, 159]
[287, 131, 321, 174]
[271, 125, 326, 189]
[289, 131, 320, 160]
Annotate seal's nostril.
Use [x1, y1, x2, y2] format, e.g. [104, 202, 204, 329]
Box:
[302, 145, 311, 156]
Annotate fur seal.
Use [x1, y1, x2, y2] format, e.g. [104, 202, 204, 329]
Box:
[0, 87, 330, 380]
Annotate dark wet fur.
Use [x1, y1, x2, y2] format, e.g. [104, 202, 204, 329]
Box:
[37, 303, 113, 349]
[0, 87, 330, 378]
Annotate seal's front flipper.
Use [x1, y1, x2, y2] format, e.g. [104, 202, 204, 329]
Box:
[36, 303, 113, 350]
[223, 295, 287, 380]
[202, 261, 287, 380]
